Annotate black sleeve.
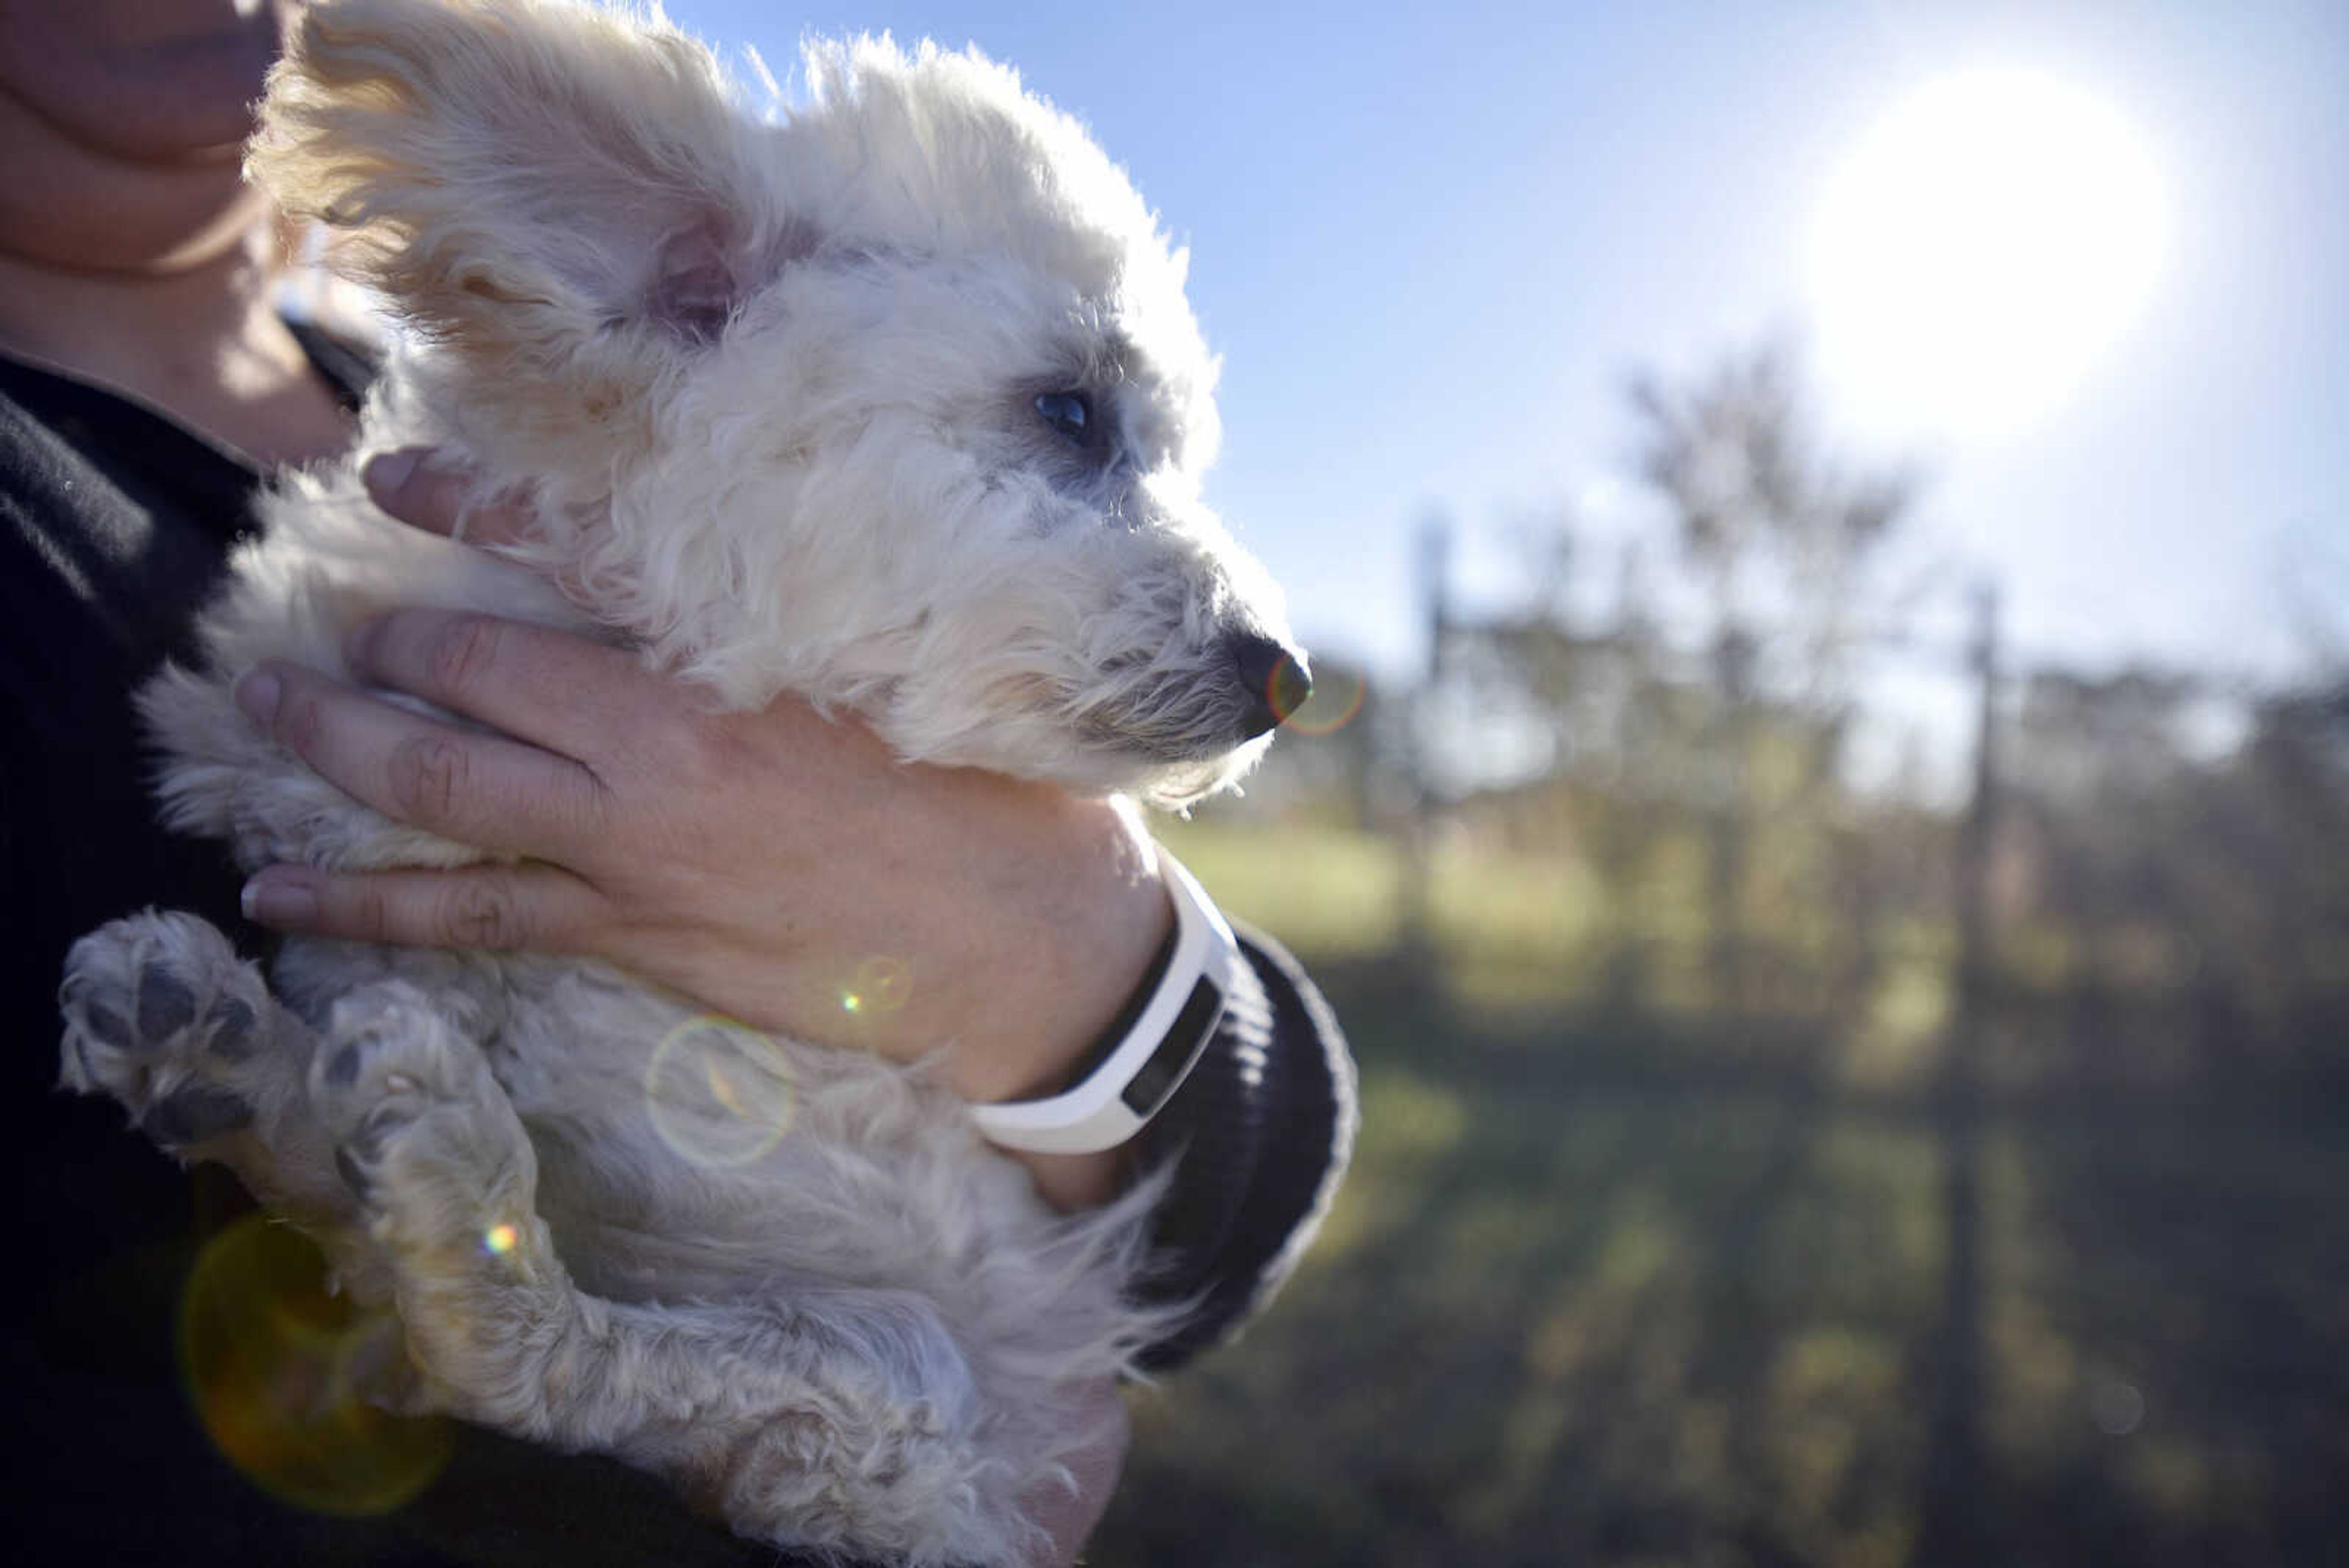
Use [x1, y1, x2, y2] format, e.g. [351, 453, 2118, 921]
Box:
[1, 365, 787, 1568]
[1127, 925, 1359, 1373]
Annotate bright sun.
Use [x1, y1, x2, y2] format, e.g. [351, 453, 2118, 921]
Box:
[1809, 69, 2169, 445]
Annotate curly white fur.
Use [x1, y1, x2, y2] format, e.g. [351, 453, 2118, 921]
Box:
[54, 2, 1302, 1563]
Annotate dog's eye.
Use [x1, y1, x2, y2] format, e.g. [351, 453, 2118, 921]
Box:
[1033, 390, 1094, 446]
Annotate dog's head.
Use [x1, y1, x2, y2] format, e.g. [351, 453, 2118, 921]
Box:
[255, 0, 1305, 806]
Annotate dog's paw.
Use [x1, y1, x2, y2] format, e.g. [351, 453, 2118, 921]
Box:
[61, 912, 272, 1150]
[311, 992, 535, 1241]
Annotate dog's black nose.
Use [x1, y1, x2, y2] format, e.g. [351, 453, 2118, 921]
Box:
[1231, 634, 1312, 739]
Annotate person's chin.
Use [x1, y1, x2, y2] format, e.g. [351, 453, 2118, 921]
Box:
[1, 10, 283, 165]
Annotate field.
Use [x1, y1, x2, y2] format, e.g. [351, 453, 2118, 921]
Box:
[1089, 825, 2349, 1567]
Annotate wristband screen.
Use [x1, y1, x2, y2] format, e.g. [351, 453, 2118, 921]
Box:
[1122, 977, 1224, 1116]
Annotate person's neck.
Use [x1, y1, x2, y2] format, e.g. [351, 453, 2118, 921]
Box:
[0, 83, 353, 470]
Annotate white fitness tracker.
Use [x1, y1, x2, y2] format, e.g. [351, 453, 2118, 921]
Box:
[970, 850, 1238, 1156]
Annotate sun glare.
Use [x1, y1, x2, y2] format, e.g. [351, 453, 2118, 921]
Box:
[1809, 70, 2168, 444]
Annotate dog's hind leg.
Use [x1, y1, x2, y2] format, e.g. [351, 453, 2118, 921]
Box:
[60, 910, 358, 1232]
[310, 991, 1044, 1567]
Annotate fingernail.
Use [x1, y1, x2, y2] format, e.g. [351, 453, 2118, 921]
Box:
[241, 870, 318, 926]
[235, 669, 281, 727]
[363, 448, 421, 499]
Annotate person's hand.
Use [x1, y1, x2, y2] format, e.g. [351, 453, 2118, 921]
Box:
[1026, 1378, 1130, 1568]
[233, 450, 1174, 1209]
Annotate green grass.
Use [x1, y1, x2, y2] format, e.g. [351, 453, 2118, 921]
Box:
[1099, 1069, 1949, 1567]
[1092, 822, 2349, 1567]
[1160, 817, 1636, 1008]
[1156, 818, 1409, 960]
[1097, 1041, 2349, 1567]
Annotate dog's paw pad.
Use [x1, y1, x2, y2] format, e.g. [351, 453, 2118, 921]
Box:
[325, 1039, 368, 1090]
[356, 1102, 418, 1157]
[334, 1144, 374, 1202]
[76, 1001, 148, 1058]
[135, 972, 199, 1043]
[328, 1101, 425, 1203]
[330, 1104, 425, 1206]
[207, 997, 262, 1061]
[147, 1083, 256, 1146]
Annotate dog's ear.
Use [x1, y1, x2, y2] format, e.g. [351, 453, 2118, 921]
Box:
[253, 0, 801, 381]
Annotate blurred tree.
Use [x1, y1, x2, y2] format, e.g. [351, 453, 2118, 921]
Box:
[1995, 664, 2349, 1096]
[2186, 686, 2349, 1088]
[1627, 343, 1916, 1014]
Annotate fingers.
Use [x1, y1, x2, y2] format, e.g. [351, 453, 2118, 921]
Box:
[341, 608, 674, 764]
[236, 661, 612, 858]
[241, 861, 610, 953]
[364, 448, 535, 548]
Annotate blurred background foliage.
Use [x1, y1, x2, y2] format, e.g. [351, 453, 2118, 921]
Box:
[1091, 346, 2349, 1568]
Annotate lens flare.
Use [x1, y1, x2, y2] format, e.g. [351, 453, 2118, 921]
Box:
[179, 1214, 452, 1516]
[1274, 664, 1367, 737]
[644, 1014, 798, 1168]
[482, 1222, 518, 1257]
[840, 955, 912, 1020]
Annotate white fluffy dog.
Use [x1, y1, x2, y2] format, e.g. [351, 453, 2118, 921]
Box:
[53, 1, 1303, 1562]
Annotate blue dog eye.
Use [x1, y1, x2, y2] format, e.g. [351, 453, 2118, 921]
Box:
[1034, 390, 1093, 444]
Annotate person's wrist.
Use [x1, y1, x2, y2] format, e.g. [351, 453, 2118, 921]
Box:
[944, 795, 1174, 1109]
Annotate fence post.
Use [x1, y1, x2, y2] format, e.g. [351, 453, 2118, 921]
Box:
[1401, 515, 1452, 957]
[1917, 573, 2002, 1566]
[1953, 576, 2003, 1072]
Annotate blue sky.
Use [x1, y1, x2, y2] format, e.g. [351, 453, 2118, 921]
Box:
[669, 0, 2348, 693]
